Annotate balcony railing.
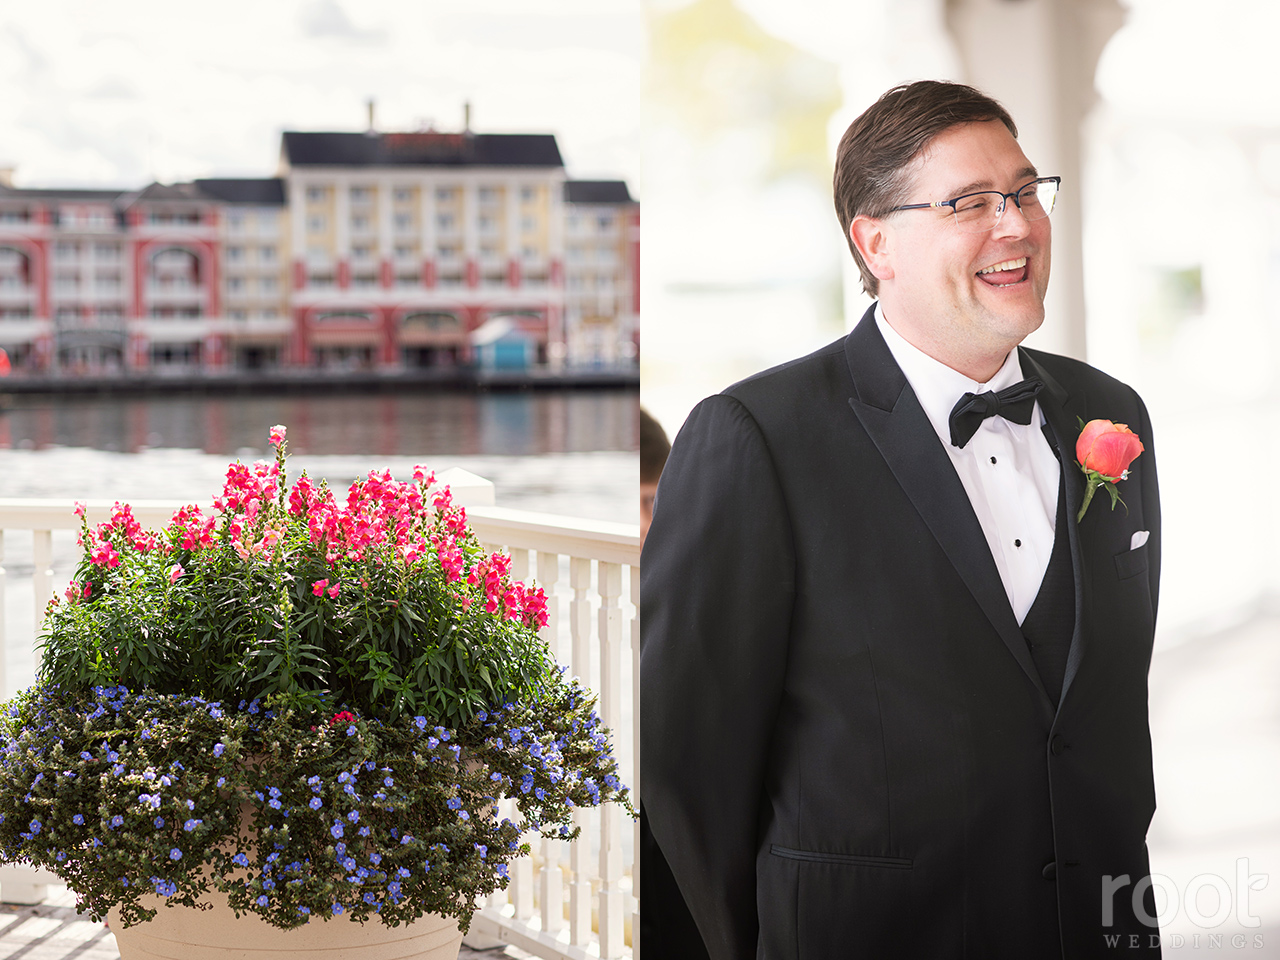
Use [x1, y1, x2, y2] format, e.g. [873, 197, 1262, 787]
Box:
[0, 474, 639, 959]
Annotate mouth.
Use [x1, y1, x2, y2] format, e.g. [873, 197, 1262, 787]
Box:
[976, 256, 1028, 288]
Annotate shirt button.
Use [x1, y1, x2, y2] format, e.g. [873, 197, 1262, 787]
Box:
[990, 456, 997, 464]
[1051, 735, 1067, 756]
[1042, 861, 1057, 881]
[1014, 539, 1022, 548]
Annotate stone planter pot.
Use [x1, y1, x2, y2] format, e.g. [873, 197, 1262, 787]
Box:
[107, 895, 462, 960]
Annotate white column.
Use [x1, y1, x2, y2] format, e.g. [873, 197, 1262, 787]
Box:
[32, 530, 52, 637]
[537, 549, 565, 935]
[944, 0, 1125, 361]
[596, 561, 624, 958]
[567, 556, 593, 945]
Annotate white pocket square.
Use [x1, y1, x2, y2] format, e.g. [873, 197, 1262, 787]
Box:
[1130, 530, 1149, 550]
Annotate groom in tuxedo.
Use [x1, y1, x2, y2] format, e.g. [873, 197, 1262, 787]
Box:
[641, 80, 1162, 958]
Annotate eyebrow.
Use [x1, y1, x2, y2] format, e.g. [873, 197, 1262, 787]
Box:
[944, 166, 1039, 198]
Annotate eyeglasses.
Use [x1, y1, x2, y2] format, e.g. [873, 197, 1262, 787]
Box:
[891, 176, 1061, 234]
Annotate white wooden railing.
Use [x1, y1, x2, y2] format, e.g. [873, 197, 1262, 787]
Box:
[0, 473, 640, 959]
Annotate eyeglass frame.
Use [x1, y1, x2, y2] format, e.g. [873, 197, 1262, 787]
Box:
[889, 176, 1062, 231]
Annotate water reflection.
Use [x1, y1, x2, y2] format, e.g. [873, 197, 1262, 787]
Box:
[0, 390, 639, 458]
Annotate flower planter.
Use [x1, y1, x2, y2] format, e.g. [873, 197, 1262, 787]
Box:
[108, 895, 461, 959]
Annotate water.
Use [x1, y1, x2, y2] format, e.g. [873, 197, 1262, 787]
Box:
[0, 390, 639, 522]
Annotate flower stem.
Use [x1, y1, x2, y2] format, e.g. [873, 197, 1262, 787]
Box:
[1077, 480, 1097, 523]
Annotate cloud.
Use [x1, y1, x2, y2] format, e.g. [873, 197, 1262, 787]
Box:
[85, 77, 137, 100]
[298, 0, 386, 44]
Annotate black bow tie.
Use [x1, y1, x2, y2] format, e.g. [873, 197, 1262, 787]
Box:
[948, 377, 1044, 448]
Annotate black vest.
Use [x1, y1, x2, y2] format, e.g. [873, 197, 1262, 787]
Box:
[1019, 468, 1075, 704]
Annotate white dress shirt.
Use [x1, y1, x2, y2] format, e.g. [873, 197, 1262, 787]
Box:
[875, 305, 1060, 625]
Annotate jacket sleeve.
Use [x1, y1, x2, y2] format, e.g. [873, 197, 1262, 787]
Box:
[640, 393, 796, 960]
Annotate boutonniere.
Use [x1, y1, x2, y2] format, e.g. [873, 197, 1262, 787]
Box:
[1075, 418, 1145, 522]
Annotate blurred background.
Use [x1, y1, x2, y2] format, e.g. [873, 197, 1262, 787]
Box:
[641, 0, 1280, 948]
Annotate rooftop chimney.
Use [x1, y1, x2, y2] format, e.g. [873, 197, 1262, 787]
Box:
[0, 166, 13, 188]
[463, 101, 471, 134]
[366, 99, 376, 133]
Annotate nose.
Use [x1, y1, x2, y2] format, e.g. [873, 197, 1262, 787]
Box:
[991, 198, 1033, 241]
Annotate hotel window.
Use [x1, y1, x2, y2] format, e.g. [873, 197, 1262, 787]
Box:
[352, 244, 374, 259]
[350, 186, 373, 203]
[394, 188, 413, 204]
[227, 277, 245, 293]
[478, 186, 499, 203]
[353, 274, 378, 289]
[436, 214, 455, 232]
[260, 245, 276, 262]
[394, 244, 415, 260]
[306, 186, 327, 203]
[521, 216, 537, 233]
[94, 242, 120, 259]
[351, 214, 370, 232]
[226, 246, 244, 263]
[227, 212, 246, 232]
[260, 277, 278, 293]
[308, 215, 325, 233]
[520, 186, 536, 203]
[435, 186, 456, 202]
[597, 214, 615, 231]
[478, 215, 496, 234]
[394, 212, 413, 232]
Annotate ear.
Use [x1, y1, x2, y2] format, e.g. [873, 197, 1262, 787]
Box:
[850, 214, 894, 282]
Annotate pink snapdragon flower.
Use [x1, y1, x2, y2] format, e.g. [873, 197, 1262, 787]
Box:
[169, 564, 185, 584]
[312, 579, 329, 597]
[269, 425, 287, 447]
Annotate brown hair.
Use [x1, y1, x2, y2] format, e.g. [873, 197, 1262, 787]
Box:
[640, 408, 670, 483]
[833, 80, 1017, 298]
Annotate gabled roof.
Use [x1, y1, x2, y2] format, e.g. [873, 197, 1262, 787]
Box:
[281, 132, 564, 168]
[194, 178, 286, 204]
[564, 180, 635, 204]
[131, 182, 209, 203]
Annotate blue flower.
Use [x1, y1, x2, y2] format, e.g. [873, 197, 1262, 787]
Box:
[347, 810, 359, 823]
[346, 725, 356, 737]
[256, 895, 269, 907]
[184, 819, 201, 832]
[358, 826, 369, 837]
[332, 903, 344, 915]
[297, 906, 310, 916]
[334, 842, 346, 855]
[330, 823, 344, 840]
[217, 777, 226, 788]
[154, 817, 165, 828]
[79, 751, 93, 761]
[140, 729, 152, 740]
[309, 797, 322, 810]
[28, 820, 41, 835]
[446, 797, 461, 810]
[169, 848, 182, 860]
[72, 814, 84, 825]
[383, 776, 393, 788]
[110, 815, 124, 828]
[268, 799, 282, 810]
[233, 853, 249, 867]
[213, 743, 225, 757]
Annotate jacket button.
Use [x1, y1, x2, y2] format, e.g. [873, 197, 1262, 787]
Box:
[1050, 735, 1067, 756]
[1042, 861, 1057, 881]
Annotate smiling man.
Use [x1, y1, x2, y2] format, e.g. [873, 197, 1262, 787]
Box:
[642, 81, 1163, 958]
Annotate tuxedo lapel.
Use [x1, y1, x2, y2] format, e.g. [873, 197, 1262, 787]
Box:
[1019, 348, 1090, 708]
[844, 310, 1052, 708]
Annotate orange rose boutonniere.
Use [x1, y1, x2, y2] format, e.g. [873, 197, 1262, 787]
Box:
[1075, 418, 1144, 523]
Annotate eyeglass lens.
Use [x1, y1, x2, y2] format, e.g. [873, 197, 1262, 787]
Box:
[953, 180, 1058, 233]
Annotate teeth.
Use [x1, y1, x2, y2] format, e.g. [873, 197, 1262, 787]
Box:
[978, 257, 1027, 275]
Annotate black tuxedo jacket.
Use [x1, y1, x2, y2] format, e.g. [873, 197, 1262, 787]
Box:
[641, 306, 1162, 959]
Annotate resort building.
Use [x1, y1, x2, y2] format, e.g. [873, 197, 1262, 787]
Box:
[0, 128, 637, 376]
